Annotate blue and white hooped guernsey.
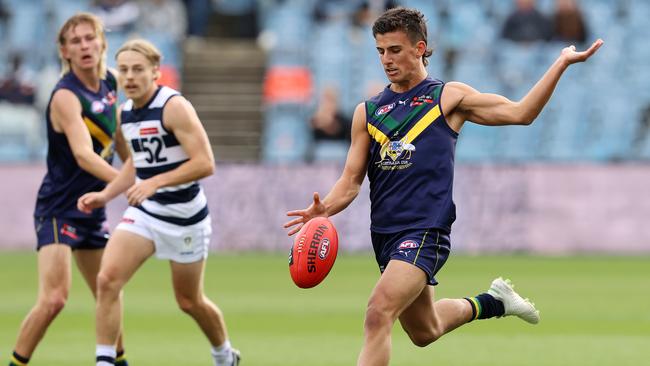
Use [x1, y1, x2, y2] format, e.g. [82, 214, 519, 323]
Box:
[120, 86, 209, 226]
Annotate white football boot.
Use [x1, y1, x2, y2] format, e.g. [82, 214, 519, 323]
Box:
[487, 277, 540, 324]
[230, 349, 241, 366]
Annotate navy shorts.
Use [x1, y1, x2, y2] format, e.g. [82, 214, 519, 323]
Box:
[34, 216, 109, 251]
[371, 228, 451, 286]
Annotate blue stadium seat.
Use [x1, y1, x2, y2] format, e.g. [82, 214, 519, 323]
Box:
[0, 102, 43, 162]
[48, 0, 91, 28]
[312, 140, 348, 163]
[456, 122, 500, 162]
[399, 0, 438, 32]
[4, 0, 46, 69]
[258, 0, 313, 52]
[104, 31, 129, 68]
[262, 104, 311, 163]
[542, 82, 595, 161]
[495, 41, 545, 92]
[309, 20, 354, 111]
[257, 0, 650, 163]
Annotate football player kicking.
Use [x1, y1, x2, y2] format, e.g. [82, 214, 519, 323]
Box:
[285, 7, 602, 366]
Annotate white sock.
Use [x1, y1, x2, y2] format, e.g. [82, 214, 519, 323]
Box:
[211, 340, 233, 366]
[96, 344, 116, 366]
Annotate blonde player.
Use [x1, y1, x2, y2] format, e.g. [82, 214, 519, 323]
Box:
[78, 39, 239, 366]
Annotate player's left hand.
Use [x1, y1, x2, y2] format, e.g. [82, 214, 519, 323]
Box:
[126, 179, 159, 206]
[561, 38, 603, 65]
[77, 191, 108, 213]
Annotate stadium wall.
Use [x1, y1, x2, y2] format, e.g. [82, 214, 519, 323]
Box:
[2, 164, 649, 254]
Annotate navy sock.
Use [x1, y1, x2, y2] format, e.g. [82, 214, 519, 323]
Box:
[9, 351, 29, 366]
[96, 355, 115, 365]
[115, 350, 128, 366]
[464, 293, 505, 321]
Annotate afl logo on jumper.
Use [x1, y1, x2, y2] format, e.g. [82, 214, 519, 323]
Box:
[91, 100, 105, 113]
[375, 103, 395, 116]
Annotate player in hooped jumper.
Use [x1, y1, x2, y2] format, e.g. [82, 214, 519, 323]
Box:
[78, 39, 240, 366]
[285, 7, 602, 366]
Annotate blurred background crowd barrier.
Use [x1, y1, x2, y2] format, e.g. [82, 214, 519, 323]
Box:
[2, 164, 649, 254]
[1, 0, 649, 253]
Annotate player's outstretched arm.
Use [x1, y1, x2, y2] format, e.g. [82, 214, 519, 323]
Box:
[284, 103, 370, 236]
[125, 96, 214, 206]
[443, 39, 603, 129]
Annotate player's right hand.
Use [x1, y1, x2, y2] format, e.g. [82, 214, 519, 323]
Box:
[560, 38, 603, 65]
[77, 191, 108, 214]
[284, 192, 328, 236]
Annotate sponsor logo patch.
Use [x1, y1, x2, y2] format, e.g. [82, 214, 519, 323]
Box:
[60, 224, 78, 240]
[102, 91, 117, 106]
[139, 127, 159, 135]
[375, 102, 395, 116]
[410, 94, 434, 107]
[120, 217, 135, 224]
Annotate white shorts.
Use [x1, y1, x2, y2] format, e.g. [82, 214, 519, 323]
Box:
[116, 206, 211, 263]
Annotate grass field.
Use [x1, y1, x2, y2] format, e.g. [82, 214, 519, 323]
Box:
[1, 252, 648, 366]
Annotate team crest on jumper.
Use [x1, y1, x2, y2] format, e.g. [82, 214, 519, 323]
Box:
[376, 136, 416, 170]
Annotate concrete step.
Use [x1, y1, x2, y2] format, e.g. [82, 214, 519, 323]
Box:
[181, 38, 265, 162]
[213, 145, 261, 162]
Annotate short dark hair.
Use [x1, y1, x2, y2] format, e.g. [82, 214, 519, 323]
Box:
[372, 7, 433, 66]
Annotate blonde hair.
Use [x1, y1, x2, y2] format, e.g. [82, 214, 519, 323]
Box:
[115, 39, 163, 68]
[57, 12, 107, 78]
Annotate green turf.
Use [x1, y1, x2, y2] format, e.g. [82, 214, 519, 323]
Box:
[1, 252, 648, 365]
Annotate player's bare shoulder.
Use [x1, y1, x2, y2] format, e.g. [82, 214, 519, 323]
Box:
[49, 88, 82, 132]
[162, 94, 198, 131]
[441, 81, 479, 131]
[351, 102, 367, 126]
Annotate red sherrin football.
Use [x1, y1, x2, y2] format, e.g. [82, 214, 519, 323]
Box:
[289, 216, 338, 288]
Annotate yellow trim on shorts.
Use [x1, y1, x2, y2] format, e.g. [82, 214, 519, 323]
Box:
[412, 229, 429, 264]
[432, 231, 441, 272]
[52, 217, 59, 243]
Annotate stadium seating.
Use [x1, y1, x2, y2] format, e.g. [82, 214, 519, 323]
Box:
[262, 104, 312, 163]
[256, 0, 650, 163]
[1, 0, 649, 164]
[0, 102, 43, 162]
